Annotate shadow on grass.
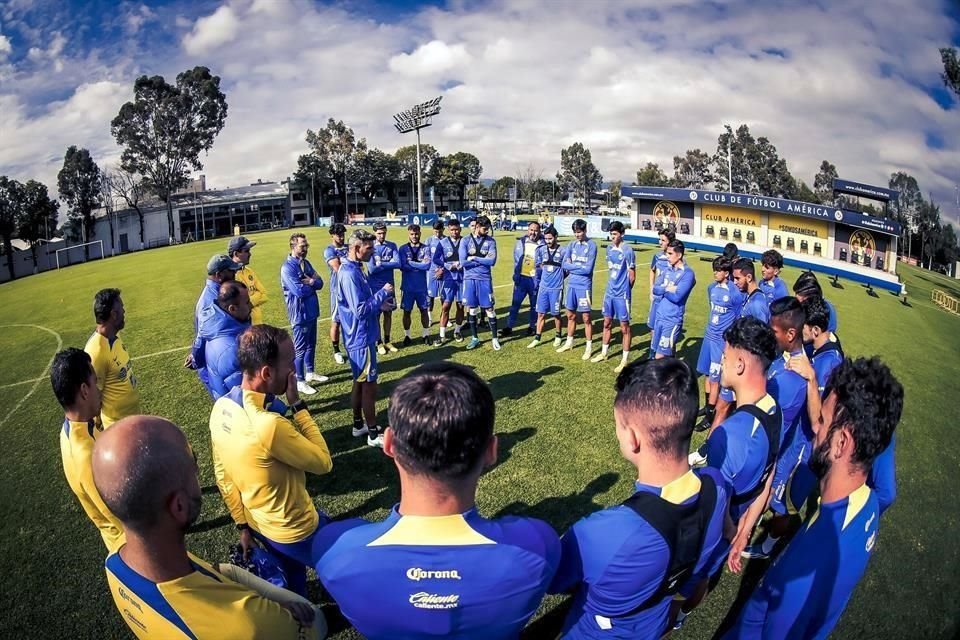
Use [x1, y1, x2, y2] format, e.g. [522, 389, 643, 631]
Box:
[496, 472, 620, 533]
[488, 366, 562, 400]
[188, 514, 232, 534]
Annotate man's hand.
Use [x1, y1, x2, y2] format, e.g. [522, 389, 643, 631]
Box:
[281, 601, 316, 627]
[383, 283, 394, 293]
[727, 532, 749, 574]
[239, 527, 255, 561]
[285, 370, 300, 406]
[786, 354, 814, 381]
[183, 354, 196, 369]
[434, 267, 444, 279]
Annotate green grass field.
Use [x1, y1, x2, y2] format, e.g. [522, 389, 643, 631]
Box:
[0, 226, 957, 638]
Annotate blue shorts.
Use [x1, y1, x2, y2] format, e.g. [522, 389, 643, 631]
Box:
[770, 438, 811, 515]
[348, 346, 378, 383]
[697, 337, 723, 382]
[535, 288, 563, 316]
[426, 275, 440, 299]
[652, 318, 682, 356]
[648, 297, 661, 329]
[719, 385, 735, 403]
[401, 290, 429, 311]
[462, 279, 495, 308]
[602, 294, 631, 322]
[565, 285, 592, 312]
[439, 279, 461, 304]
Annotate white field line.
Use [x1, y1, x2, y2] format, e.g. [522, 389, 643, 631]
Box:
[0, 324, 63, 427]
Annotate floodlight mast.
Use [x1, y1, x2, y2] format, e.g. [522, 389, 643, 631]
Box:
[393, 97, 443, 214]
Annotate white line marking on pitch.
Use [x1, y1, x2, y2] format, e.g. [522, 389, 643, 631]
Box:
[0, 324, 63, 428]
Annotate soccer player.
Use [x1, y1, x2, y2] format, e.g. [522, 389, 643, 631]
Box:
[229, 236, 268, 324]
[459, 214, 501, 350]
[557, 219, 598, 359]
[323, 223, 349, 365]
[592, 220, 636, 372]
[281, 232, 327, 396]
[732, 258, 770, 323]
[398, 224, 432, 346]
[527, 226, 566, 349]
[209, 325, 334, 595]
[758, 249, 789, 306]
[695, 256, 743, 430]
[53, 348, 124, 553]
[369, 221, 401, 354]
[85, 288, 139, 427]
[793, 270, 839, 335]
[433, 218, 466, 345]
[192, 281, 252, 400]
[674, 317, 781, 627]
[187, 255, 241, 385]
[721, 357, 903, 640]
[722, 242, 739, 262]
[650, 240, 696, 359]
[503, 221, 544, 337]
[426, 220, 446, 320]
[313, 362, 561, 639]
[338, 230, 394, 447]
[647, 228, 674, 335]
[94, 416, 323, 639]
[549, 358, 729, 639]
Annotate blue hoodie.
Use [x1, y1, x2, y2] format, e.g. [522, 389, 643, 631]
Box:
[192, 304, 251, 400]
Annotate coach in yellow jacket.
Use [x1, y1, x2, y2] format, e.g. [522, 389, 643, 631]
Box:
[209, 324, 333, 596]
[230, 236, 268, 324]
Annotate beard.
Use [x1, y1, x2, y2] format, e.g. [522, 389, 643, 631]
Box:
[808, 437, 833, 479]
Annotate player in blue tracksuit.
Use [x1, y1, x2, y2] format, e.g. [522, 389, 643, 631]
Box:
[503, 221, 545, 338]
[324, 223, 349, 366]
[368, 222, 400, 354]
[281, 233, 326, 395]
[398, 224, 432, 346]
[723, 357, 903, 640]
[647, 228, 674, 336]
[189, 255, 241, 395]
[426, 220, 446, 319]
[592, 221, 636, 372]
[695, 256, 743, 430]
[338, 230, 393, 448]
[651, 240, 696, 359]
[459, 215, 500, 351]
[313, 362, 560, 639]
[557, 219, 598, 360]
[191, 281, 251, 400]
[759, 249, 789, 306]
[527, 226, 566, 349]
[432, 219, 465, 345]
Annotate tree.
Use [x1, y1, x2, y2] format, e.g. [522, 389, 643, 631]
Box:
[0, 176, 25, 280]
[395, 144, 438, 213]
[557, 142, 602, 211]
[305, 119, 365, 222]
[712, 124, 796, 197]
[607, 180, 623, 209]
[353, 148, 402, 209]
[489, 176, 516, 200]
[57, 146, 102, 259]
[935, 224, 958, 272]
[793, 180, 819, 205]
[292, 153, 333, 221]
[109, 167, 150, 249]
[111, 66, 228, 241]
[99, 171, 117, 255]
[918, 195, 941, 270]
[812, 160, 838, 204]
[634, 162, 671, 187]
[18, 180, 59, 271]
[672, 149, 713, 188]
[889, 171, 923, 259]
[430, 152, 482, 210]
[941, 47, 960, 98]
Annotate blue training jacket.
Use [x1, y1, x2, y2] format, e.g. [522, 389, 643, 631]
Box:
[191, 304, 250, 400]
[281, 255, 323, 325]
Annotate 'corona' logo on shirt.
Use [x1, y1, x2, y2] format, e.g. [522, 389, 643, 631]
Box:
[409, 592, 460, 609]
[406, 567, 462, 581]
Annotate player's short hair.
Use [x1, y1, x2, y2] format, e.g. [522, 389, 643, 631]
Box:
[475, 215, 491, 228]
[572, 219, 587, 232]
[667, 239, 685, 256]
[433, 220, 445, 231]
[793, 271, 823, 299]
[528, 220, 541, 229]
[761, 249, 784, 269]
[609, 220, 625, 234]
[50, 348, 93, 408]
[388, 362, 494, 480]
[712, 256, 732, 273]
[93, 288, 122, 324]
[614, 358, 699, 459]
[447, 218, 461, 228]
[801, 296, 830, 332]
[543, 226, 558, 238]
[407, 224, 421, 233]
[722, 242, 739, 260]
[372, 222, 387, 231]
[289, 232, 306, 248]
[733, 257, 755, 280]
[216, 280, 247, 310]
[823, 357, 903, 471]
[658, 228, 676, 243]
[770, 296, 805, 334]
[349, 229, 375, 248]
[724, 317, 777, 371]
[329, 223, 347, 236]
[238, 325, 290, 374]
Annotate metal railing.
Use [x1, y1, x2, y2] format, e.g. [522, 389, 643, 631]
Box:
[932, 289, 960, 316]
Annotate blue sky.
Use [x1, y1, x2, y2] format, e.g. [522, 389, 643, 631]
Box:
[1, 0, 958, 224]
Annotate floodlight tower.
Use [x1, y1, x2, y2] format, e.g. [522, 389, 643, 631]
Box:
[393, 96, 443, 214]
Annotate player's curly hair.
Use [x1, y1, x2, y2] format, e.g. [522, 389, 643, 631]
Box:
[761, 249, 784, 269]
[723, 317, 777, 371]
[712, 256, 732, 273]
[329, 223, 347, 236]
[822, 357, 903, 471]
[793, 270, 823, 300]
[801, 296, 830, 332]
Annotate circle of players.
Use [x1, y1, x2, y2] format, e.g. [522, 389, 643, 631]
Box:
[53, 215, 903, 639]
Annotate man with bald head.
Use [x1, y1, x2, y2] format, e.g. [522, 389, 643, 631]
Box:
[93, 416, 322, 639]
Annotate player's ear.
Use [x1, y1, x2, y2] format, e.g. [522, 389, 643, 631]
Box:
[382, 428, 397, 459]
[484, 435, 498, 468]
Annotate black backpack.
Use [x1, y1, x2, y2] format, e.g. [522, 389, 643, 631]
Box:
[730, 403, 783, 507]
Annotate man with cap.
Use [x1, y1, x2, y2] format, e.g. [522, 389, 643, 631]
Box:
[229, 236, 268, 324]
[186, 255, 241, 394]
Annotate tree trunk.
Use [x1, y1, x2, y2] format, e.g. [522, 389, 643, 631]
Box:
[2, 237, 15, 281]
[166, 199, 175, 243]
[30, 244, 38, 272]
[108, 213, 116, 256]
[136, 208, 145, 249]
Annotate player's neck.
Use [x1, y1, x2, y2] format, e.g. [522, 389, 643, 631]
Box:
[747, 282, 759, 295]
[634, 456, 690, 488]
[732, 376, 767, 406]
[120, 530, 193, 583]
[820, 465, 867, 505]
[398, 476, 478, 517]
[812, 332, 831, 349]
[64, 407, 96, 423]
[240, 376, 272, 395]
[96, 323, 118, 341]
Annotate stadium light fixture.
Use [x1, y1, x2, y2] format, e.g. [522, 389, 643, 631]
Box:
[393, 96, 443, 214]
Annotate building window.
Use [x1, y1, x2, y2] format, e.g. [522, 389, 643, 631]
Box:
[292, 192, 306, 201]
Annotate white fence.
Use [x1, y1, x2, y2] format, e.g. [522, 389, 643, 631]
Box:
[0, 243, 108, 284]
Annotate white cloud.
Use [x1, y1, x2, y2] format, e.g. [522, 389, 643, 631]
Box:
[182, 5, 240, 55]
[0, 34, 11, 59]
[389, 40, 470, 77]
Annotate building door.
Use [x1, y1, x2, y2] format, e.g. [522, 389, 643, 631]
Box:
[119, 233, 129, 253]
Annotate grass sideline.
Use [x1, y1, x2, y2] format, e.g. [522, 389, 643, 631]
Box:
[0, 226, 956, 638]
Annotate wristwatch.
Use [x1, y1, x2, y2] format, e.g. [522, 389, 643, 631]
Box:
[236, 523, 251, 532]
[291, 400, 309, 414]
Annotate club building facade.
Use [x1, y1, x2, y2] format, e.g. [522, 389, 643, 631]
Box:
[620, 179, 904, 294]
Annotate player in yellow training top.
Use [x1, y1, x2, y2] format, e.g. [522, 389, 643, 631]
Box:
[94, 415, 324, 639]
[52, 347, 124, 553]
[229, 236, 268, 324]
[84, 288, 139, 427]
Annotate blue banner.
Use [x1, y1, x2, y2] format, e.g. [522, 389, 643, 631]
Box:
[832, 179, 898, 203]
[620, 186, 901, 236]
